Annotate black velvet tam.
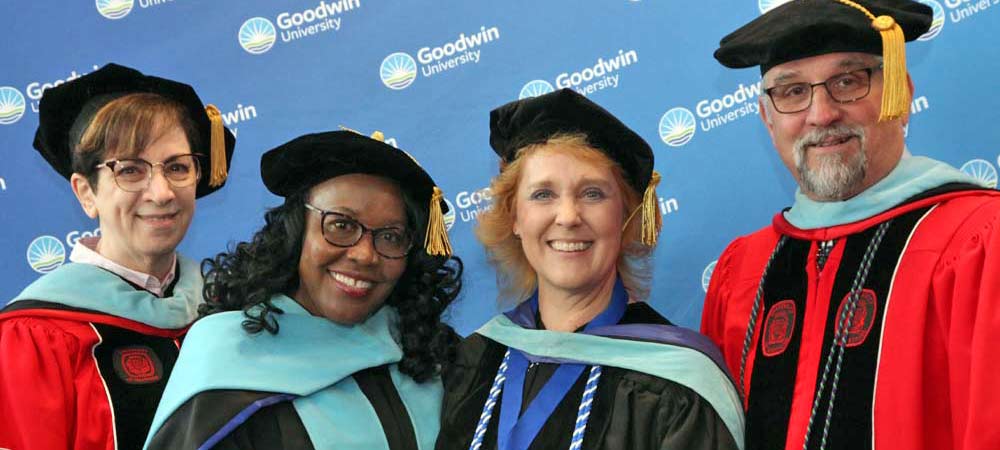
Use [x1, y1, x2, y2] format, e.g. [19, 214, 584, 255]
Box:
[714, 0, 932, 74]
[260, 130, 448, 213]
[32, 63, 236, 198]
[488, 88, 654, 194]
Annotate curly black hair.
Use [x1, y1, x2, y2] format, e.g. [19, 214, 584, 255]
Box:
[201, 188, 463, 383]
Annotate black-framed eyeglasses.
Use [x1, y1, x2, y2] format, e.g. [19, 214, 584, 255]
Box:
[93, 153, 203, 193]
[304, 203, 413, 259]
[764, 65, 882, 114]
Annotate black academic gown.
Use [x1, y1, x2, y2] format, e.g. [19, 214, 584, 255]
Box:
[150, 365, 417, 450]
[436, 303, 740, 450]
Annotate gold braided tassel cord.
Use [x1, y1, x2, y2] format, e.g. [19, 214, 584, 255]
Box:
[640, 171, 662, 246]
[424, 186, 453, 256]
[834, 0, 910, 122]
[205, 104, 228, 187]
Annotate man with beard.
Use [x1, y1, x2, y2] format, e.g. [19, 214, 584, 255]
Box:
[700, 1, 1000, 450]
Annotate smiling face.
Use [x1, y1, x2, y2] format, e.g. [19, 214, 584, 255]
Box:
[293, 173, 409, 325]
[512, 146, 626, 298]
[71, 122, 197, 273]
[759, 52, 910, 201]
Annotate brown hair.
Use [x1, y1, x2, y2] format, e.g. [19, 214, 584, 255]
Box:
[71, 92, 200, 190]
[475, 133, 656, 305]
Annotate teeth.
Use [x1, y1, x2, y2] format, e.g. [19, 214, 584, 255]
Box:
[817, 136, 850, 147]
[549, 241, 592, 252]
[332, 272, 373, 289]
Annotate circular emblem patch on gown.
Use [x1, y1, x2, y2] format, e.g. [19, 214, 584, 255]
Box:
[835, 289, 878, 347]
[761, 299, 796, 357]
[112, 346, 163, 384]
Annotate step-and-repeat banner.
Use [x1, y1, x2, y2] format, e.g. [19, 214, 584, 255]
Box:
[1, 0, 997, 335]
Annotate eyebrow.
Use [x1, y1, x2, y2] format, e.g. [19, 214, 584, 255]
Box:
[319, 206, 408, 228]
[770, 70, 801, 85]
[524, 177, 614, 191]
[770, 57, 875, 86]
[836, 57, 872, 71]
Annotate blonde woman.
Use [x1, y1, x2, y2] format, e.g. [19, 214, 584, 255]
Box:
[436, 89, 744, 450]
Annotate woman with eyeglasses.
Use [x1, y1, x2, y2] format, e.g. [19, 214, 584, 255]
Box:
[0, 64, 235, 450]
[144, 130, 462, 450]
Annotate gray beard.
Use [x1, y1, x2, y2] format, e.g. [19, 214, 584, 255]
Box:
[793, 124, 867, 201]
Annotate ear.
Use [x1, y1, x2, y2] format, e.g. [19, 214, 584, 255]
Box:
[71, 173, 99, 219]
[758, 96, 776, 141]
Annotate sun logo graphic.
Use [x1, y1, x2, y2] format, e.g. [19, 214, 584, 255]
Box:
[442, 198, 457, 231]
[27, 235, 66, 274]
[0, 87, 26, 125]
[380, 53, 418, 90]
[960, 159, 998, 189]
[917, 0, 945, 41]
[96, 0, 134, 20]
[659, 107, 696, 147]
[758, 0, 794, 13]
[701, 260, 717, 293]
[519, 80, 554, 99]
[239, 17, 277, 55]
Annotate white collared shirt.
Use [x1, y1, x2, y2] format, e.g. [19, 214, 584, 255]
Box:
[69, 236, 177, 297]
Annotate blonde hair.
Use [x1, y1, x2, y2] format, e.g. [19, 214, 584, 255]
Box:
[475, 133, 656, 305]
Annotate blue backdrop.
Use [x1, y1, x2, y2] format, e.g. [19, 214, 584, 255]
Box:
[1, 0, 997, 335]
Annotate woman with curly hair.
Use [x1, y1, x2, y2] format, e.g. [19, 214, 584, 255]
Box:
[435, 89, 743, 450]
[145, 130, 462, 450]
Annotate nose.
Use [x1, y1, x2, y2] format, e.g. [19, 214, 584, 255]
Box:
[805, 84, 845, 127]
[144, 168, 177, 205]
[554, 197, 582, 227]
[346, 232, 379, 266]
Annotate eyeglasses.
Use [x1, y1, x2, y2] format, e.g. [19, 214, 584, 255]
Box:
[94, 154, 203, 193]
[304, 203, 413, 259]
[764, 65, 881, 114]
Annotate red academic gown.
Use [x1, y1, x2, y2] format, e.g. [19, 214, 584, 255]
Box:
[701, 188, 1000, 450]
[0, 302, 187, 450]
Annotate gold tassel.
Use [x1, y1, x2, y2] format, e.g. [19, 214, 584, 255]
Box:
[835, 0, 911, 122]
[872, 16, 909, 121]
[205, 104, 228, 187]
[639, 171, 662, 246]
[424, 186, 453, 256]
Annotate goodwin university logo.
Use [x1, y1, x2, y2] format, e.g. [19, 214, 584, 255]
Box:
[960, 159, 998, 189]
[0, 87, 26, 125]
[239, 17, 277, 55]
[659, 107, 696, 147]
[380, 53, 418, 90]
[519, 80, 555, 99]
[917, 0, 946, 41]
[443, 198, 457, 231]
[27, 235, 66, 274]
[96, 0, 134, 19]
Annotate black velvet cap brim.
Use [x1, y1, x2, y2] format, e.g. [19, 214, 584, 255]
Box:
[32, 63, 236, 198]
[489, 88, 653, 193]
[260, 130, 448, 214]
[714, 0, 932, 74]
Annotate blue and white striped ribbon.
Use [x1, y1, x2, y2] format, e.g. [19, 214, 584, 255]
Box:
[569, 365, 602, 450]
[469, 350, 511, 450]
[468, 349, 604, 450]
